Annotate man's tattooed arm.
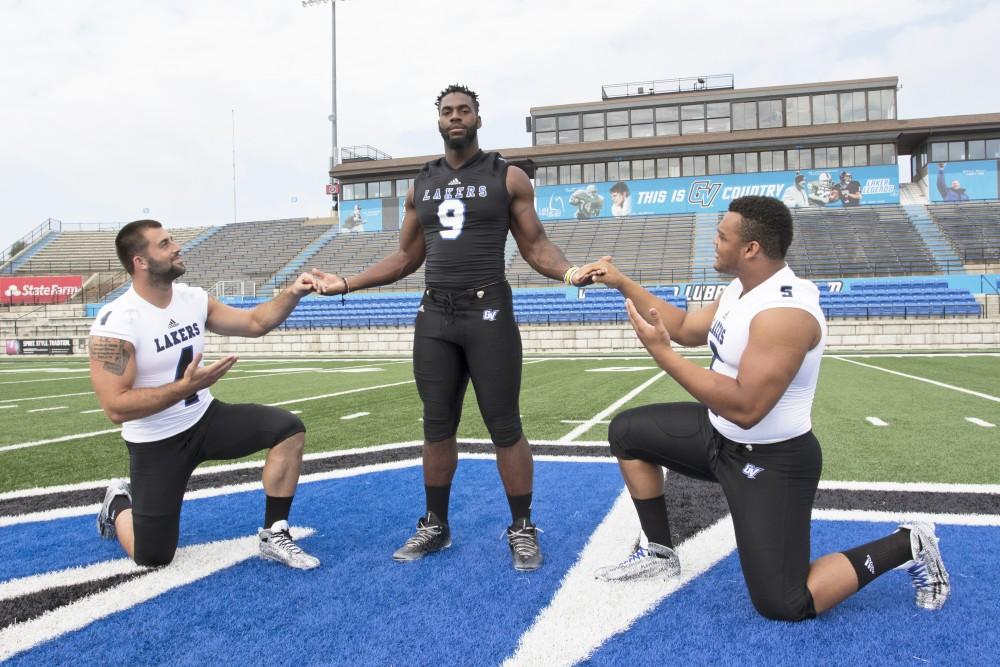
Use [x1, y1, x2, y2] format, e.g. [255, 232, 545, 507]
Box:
[89, 336, 131, 376]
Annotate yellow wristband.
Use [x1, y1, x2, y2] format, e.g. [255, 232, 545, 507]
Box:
[564, 266, 580, 285]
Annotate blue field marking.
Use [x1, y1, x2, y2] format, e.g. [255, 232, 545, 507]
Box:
[583, 522, 999, 666]
[4, 461, 998, 665]
[5, 460, 625, 666]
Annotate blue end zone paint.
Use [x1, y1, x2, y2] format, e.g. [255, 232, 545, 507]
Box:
[6, 460, 625, 666]
[583, 522, 998, 666]
[6, 462, 997, 665]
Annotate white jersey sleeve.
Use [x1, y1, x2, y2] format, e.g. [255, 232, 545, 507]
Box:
[89, 283, 214, 442]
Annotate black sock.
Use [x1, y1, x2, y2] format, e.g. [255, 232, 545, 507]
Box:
[506, 493, 532, 524]
[632, 495, 673, 549]
[425, 484, 451, 523]
[841, 528, 912, 590]
[264, 495, 294, 529]
[108, 495, 131, 523]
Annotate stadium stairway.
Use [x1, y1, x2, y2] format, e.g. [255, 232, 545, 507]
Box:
[260, 223, 339, 294]
[5, 231, 59, 273]
[902, 204, 963, 269]
[691, 212, 723, 280]
[96, 225, 224, 304]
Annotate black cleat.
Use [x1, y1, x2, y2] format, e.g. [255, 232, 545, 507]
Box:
[392, 512, 452, 562]
[506, 518, 543, 571]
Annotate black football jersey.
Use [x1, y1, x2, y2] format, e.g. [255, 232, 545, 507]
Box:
[413, 151, 510, 289]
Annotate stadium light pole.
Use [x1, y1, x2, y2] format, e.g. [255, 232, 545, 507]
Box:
[302, 0, 342, 208]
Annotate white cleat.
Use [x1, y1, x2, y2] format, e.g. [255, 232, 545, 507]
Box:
[258, 520, 320, 570]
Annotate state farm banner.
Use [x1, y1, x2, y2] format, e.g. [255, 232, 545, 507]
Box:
[0, 276, 82, 305]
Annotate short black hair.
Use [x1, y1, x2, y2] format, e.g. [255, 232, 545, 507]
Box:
[610, 181, 630, 196]
[728, 196, 793, 260]
[116, 219, 162, 274]
[436, 84, 479, 113]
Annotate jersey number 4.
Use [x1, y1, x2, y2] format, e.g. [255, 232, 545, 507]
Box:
[173, 345, 200, 406]
[437, 200, 465, 240]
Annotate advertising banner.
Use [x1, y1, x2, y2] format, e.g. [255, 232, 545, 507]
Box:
[929, 160, 998, 202]
[19, 339, 74, 355]
[534, 164, 899, 221]
[340, 199, 383, 233]
[0, 276, 82, 305]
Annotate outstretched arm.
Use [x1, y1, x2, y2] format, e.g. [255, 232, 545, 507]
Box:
[580, 256, 717, 347]
[507, 166, 592, 286]
[313, 187, 426, 295]
[206, 272, 315, 337]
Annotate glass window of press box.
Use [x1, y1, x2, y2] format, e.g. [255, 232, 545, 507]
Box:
[533, 88, 897, 146]
[530, 143, 897, 185]
[929, 139, 1000, 163]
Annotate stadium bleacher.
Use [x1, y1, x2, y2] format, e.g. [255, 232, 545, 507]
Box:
[223, 286, 688, 329]
[786, 206, 937, 278]
[926, 201, 1000, 263]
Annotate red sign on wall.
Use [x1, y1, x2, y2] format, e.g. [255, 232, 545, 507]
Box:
[0, 276, 83, 305]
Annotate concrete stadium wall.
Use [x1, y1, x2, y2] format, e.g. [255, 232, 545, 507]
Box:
[201, 318, 1000, 356]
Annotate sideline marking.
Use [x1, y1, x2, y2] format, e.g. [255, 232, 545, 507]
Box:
[560, 371, 665, 442]
[833, 357, 1000, 403]
[866, 416, 889, 427]
[965, 417, 995, 428]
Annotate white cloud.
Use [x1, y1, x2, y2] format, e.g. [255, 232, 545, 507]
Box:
[1, 0, 996, 248]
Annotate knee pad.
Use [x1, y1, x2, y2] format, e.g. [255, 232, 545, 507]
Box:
[608, 412, 633, 459]
[750, 591, 816, 622]
[275, 411, 306, 443]
[134, 543, 177, 568]
[486, 415, 523, 448]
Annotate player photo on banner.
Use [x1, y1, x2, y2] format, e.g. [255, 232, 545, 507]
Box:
[340, 199, 383, 233]
[929, 160, 999, 202]
[533, 165, 899, 221]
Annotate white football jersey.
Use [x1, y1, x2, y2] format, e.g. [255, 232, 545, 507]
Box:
[706, 265, 826, 444]
[90, 283, 213, 442]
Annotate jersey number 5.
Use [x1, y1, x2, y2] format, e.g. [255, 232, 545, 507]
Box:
[174, 345, 200, 407]
[437, 200, 465, 240]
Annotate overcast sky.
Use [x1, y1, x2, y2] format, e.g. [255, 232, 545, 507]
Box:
[2, 0, 998, 249]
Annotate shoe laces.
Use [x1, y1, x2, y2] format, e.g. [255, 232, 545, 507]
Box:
[620, 546, 653, 567]
[404, 522, 443, 549]
[505, 523, 542, 557]
[269, 529, 304, 555]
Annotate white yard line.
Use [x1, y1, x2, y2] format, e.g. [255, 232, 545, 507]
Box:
[560, 371, 665, 442]
[340, 412, 369, 420]
[0, 380, 417, 453]
[866, 416, 889, 427]
[27, 406, 67, 413]
[0, 391, 93, 404]
[561, 419, 611, 425]
[0, 405, 17, 410]
[832, 356, 1000, 403]
[266, 380, 416, 407]
[965, 417, 995, 428]
[0, 429, 122, 454]
[0, 375, 92, 385]
[80, 408, 105, 414]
